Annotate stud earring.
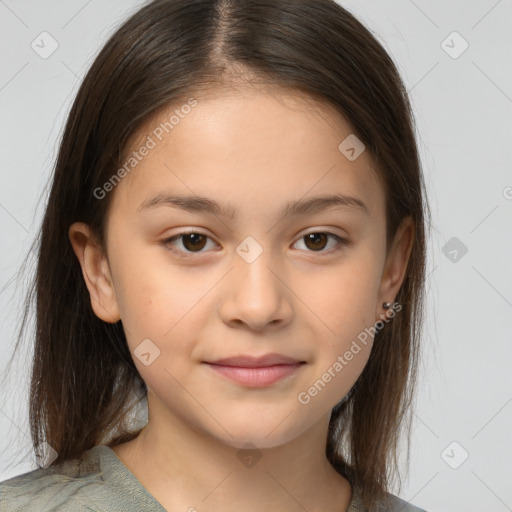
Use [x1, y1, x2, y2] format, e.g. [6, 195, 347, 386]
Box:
[382, 302, 393, 309]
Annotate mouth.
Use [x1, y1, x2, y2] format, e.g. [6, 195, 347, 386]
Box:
[203, 353, 307, 387]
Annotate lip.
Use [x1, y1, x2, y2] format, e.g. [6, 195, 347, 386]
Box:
[203, 353, 307, 387]
[207, 353, 304, 367]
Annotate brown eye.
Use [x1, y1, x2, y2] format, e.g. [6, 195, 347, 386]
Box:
[163, 232, 217, 255]
[304, 232, 329, 251]
[293, 231, 347, 253]
[180, 233, 207, 251]
[163, 230, 347, 257]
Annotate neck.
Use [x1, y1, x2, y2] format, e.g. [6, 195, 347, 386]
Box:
[112, 394, 352, 512]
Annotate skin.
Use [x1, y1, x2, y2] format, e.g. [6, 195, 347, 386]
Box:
[69, 86, 413, 512]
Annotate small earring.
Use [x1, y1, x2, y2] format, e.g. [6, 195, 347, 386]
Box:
[382, 302, 393, 309]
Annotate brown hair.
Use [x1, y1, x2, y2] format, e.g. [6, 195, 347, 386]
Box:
[1, 0, 430, 509]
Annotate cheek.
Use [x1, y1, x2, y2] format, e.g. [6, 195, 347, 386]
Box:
[302, 249, 383, 338]
[110, 244, 206, 354]
[298, 249, 383, 392]
[114, 262, 211, 401]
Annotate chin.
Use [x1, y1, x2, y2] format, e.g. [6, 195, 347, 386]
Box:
[206, 415, 309, 451]
[222, 433, 296, 451]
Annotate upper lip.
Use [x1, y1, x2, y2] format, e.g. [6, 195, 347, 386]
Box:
[205, 353, 305, 367]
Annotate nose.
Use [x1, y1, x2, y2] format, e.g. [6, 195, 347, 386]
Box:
[218, 247, 293, 332]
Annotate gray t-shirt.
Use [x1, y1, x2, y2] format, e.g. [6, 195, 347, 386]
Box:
[0, 445, 427, 511]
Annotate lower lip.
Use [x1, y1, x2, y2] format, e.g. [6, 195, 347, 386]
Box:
[205, 363, 304, 387]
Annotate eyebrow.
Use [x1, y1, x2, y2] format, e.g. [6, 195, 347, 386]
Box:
[138, 193, 368, 219]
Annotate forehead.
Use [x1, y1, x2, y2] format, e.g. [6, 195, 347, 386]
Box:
[110, 88, 386, 221]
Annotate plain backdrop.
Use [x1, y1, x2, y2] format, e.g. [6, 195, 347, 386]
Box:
[0, 1, 511, 511]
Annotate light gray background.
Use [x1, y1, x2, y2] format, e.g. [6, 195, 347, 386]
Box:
[0, 1, 511, 511]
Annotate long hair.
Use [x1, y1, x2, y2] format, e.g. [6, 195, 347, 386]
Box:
[1, 1, 430, 509]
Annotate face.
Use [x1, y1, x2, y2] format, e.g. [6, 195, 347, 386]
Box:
[70, 87, 412, 450]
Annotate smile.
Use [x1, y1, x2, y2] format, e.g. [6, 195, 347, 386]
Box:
[204, 362, 306, 387]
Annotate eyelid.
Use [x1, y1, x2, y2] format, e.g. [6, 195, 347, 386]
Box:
[162, 230, 219, 257]
[293, 230, 348, 253]
[162, 228, 349, 257]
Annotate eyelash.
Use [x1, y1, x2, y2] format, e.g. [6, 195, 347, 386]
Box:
[162, 230, 348, 257]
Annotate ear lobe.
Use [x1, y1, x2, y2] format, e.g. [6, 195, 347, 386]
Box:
[376, 216, 414, 314]
[68, 222, 121, 323]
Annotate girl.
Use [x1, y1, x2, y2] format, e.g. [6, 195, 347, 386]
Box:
[0, 0, 430, 510]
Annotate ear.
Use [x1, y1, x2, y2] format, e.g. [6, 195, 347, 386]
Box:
[376, 216, 414, 318]
[68, 222, 121, 323]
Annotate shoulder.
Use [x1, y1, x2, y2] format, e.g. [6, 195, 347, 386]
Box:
[0, 446, 108, 511]
[348, 485, 428, 512]
[380, 492, 428, 512]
